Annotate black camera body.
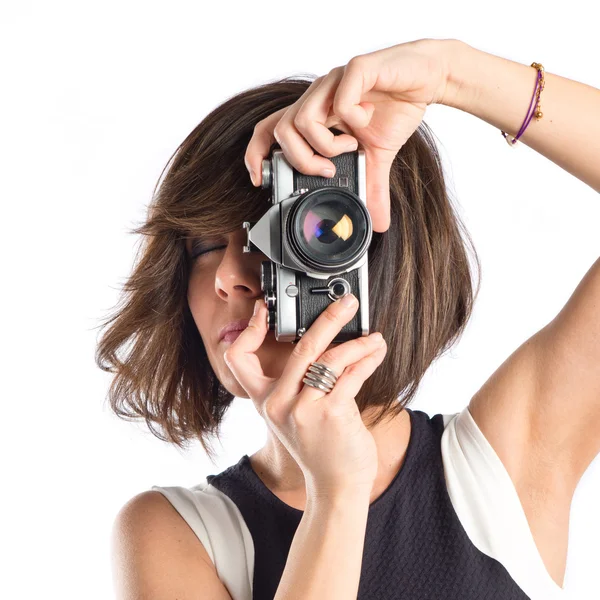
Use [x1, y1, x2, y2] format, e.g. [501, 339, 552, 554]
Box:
[242, 147, 371, 344]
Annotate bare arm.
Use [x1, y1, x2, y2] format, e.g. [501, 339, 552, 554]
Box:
[275, 491, 370, 600]
[441, 39, 600, 193]
[113, 489, 370, 599]
[112, 491, 234, 599]
[438, 40, 600, 482]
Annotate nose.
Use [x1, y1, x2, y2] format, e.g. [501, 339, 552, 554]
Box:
[214, 236, 263, 302]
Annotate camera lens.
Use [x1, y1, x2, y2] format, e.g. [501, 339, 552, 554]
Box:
[285, 187, 371, 273]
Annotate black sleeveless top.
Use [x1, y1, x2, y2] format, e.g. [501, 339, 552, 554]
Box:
[206, 408, 531, 599]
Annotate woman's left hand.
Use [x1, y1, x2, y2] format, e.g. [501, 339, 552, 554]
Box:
[244, 37, 457, 233]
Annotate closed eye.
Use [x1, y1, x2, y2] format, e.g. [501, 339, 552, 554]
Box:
[191, 245, 227, 260]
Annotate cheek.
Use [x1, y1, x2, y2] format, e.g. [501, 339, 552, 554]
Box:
[187, 286, 200, 311]
[187, 281, 211, 336]
[187, 267, 210, 306]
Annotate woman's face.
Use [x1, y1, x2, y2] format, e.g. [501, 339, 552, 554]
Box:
[186, 227, 335, 400]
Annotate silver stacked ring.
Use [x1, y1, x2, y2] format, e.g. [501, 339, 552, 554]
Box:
[302, 362, 339, 393]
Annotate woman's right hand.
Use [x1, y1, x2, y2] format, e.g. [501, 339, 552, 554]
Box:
[244, 37, 461, 233]
[223, 294, 388, 498]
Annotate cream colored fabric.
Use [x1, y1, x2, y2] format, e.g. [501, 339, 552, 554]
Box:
[441, 406, 570, 600]
[151, 482, 254, 600]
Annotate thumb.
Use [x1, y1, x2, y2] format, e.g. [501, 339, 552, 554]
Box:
[365, 147, 393, 233]
[223, 298, 274, 399]
[340, 101, 376, 131]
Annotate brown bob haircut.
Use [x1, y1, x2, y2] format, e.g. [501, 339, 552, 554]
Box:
[95, 75, 481, 464]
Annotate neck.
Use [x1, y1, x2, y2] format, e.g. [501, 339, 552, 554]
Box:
[249, 407, 411, 495]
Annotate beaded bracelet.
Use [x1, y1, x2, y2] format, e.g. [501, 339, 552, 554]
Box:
[501, 62, 545, 146]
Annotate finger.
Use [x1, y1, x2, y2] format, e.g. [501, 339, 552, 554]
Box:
[324, 63, 391, 233]
[270, 76, 351, 179]
[244, 77, 331, 186]
[298, 332, 385, 402]
[244, 109, 285, 187]
[333, 58, 378, 131]
[364, 146, 395, 232]
[325, 341, 387, 408]
[276, 294, 359, 402]
[293, 67, 359, 160]
[223, 299, 276, 399]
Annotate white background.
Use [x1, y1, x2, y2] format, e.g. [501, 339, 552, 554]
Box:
[2, 1, 598, 598]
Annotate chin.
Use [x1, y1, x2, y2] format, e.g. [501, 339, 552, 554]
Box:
[220, 373, 251, 399]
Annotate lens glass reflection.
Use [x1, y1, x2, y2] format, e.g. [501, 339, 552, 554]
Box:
[292, 190, 368, 267]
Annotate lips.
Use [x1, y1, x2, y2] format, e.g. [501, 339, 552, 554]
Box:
[218, 318, 251, 342]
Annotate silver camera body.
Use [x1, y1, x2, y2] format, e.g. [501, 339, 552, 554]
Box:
[242, 148, 371, 344]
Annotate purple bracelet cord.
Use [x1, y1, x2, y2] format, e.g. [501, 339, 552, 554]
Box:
[514, 69, 543, 140]
[504, 68, 542, 144]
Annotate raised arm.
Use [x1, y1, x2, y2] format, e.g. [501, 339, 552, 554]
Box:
[441, 40, 600, 193]
[443, 41, 600, 487]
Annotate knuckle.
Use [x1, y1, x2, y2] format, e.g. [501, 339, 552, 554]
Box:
[356, 335, 373, 351]
[319, 348, 338, 365]
[253, 120, 265, 134]
[264, 403, 277, 423]
[297, 159, 315, 174]
[344, 363, 361, 377]
[246, 320, 260, 332]
[292, 336, 317, 359]
[323, 308, 342, 324]
[293, 112, 309, 131]
[309, 75, 325, 91]
[347, 55, 366, 70]
[256, 109, 283, 132]
[290, 402, 308, 426]
[264, 397, 283, 424]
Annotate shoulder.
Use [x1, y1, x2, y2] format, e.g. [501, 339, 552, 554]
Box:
[113, 489, 193, 536]
[112, 490, 174, 539]
[111, 490, 229, 599]
[112, 489, 215, 567]
[113, 489, 199, 537]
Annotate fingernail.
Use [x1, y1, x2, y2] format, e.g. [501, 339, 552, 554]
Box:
[321, 168, 335, 178]
[249, 169, 256, 186]
[253, 299, 260, 316]
[340, 293, 357, 308]
[345, 143, 358, 152]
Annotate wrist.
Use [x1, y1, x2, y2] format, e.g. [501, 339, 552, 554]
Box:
[437, 39, 479, 111]
[306, 481, 373, 509]
[306, 488, 371, 516]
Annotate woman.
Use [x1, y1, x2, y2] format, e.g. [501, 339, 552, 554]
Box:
[98, 38, 599, 599]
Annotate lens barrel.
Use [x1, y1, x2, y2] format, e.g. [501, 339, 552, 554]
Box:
[284, 187, 371, 273]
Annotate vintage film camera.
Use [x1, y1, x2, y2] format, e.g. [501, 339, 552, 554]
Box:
[242, 145, 371, 344]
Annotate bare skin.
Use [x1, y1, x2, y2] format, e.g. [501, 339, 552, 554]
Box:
[185, 229, 411, 507]
[248, 407, 411, 511]
[235, 39, 600, 589]
[116, 40, 600, 597]
[185, 225, 600, 590]
[184, 39, 600, 591]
